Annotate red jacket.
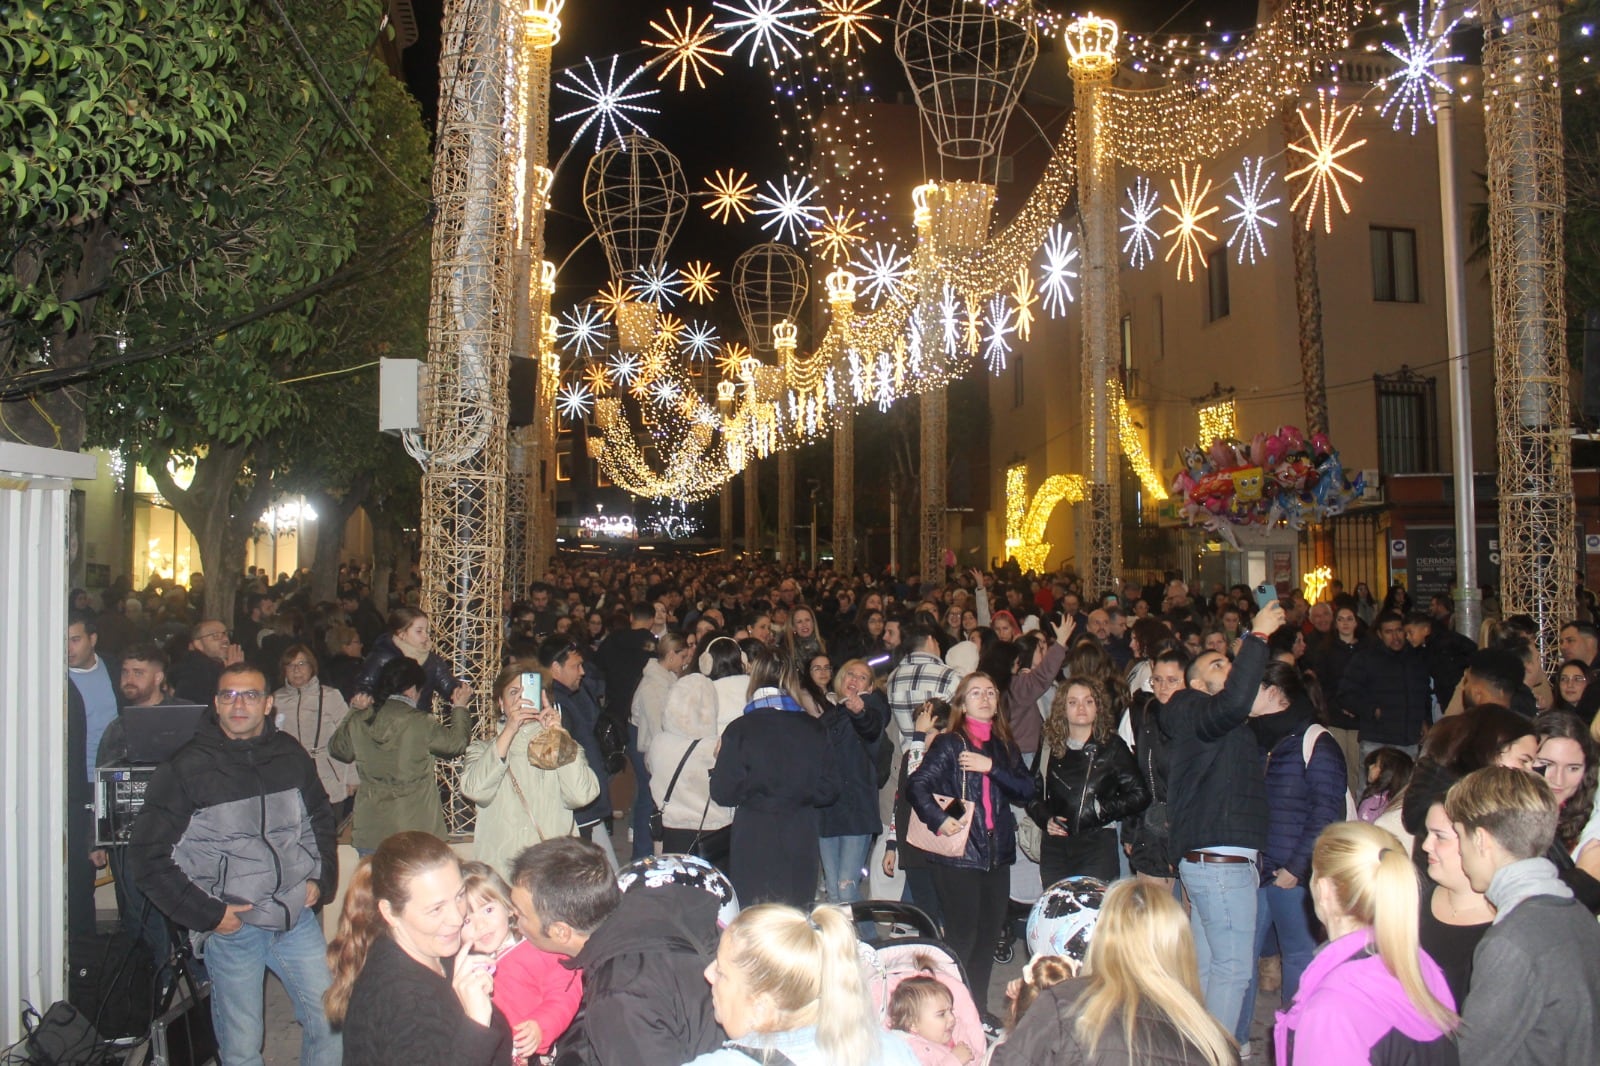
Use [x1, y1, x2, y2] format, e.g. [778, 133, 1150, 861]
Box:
[491, 939, 583, 1055]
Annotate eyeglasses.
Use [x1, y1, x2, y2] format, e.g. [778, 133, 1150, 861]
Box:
[198, 630, 229, 642]
[218, 689, 266, 704]
[286, 660, 312, 669]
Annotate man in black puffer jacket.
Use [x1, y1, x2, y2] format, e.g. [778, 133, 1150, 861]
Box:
[1161, 599, 1284, 1040]
[510, 838, 723, 1066]
[131, 663, 340, 1066]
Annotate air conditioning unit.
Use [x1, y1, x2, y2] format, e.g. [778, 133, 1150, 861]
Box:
[379, 358, 423, 434]
[1358, 469, 1383, 503]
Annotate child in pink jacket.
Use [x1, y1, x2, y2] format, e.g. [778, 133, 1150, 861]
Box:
[888, 976, 975, 1066]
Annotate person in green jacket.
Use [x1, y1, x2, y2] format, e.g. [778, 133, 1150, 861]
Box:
[331, 656, 473, 852]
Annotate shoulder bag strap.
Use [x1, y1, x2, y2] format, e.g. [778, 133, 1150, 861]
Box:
[726, 1045, 801, 1066]
[504, 760, 547, 843]
[661, 738, 702, 807]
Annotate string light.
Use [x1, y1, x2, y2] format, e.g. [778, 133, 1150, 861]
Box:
[1161, 162, 1219, 283]
[681, 320, 721, 360]
[1119, 176, 1160, 270]
[556, 380, 594, 420]
[1285, 91, 1367, 234]
[556, 303, 610, 358]
[1197, 398, 1237, 443]
[716, 341, 751, 378]
[1376, 0, 1463, 134]
[608, 352, 643, 386]
[753, 173, 826, 242]
[815, 0, 883, 56]
[851, 240, 910, 307]
[1223, 156, 1280, 265]
[644, 8, 732, 91]
[582, 362, 612, 395]
[1038, 221, 1080, 317]
[713, 0, 817, 68]
[703, 169, 759, 223]
[593, 279, 632, 319]
[1112, 379, 1168, 501]
[680, 259, 721, 302]
[982, 294, 1015, 373]
[812, 206, 867, 262]
[555, 55, 661, 150]
[629, 262, 686, 306]
[1012, 266, 1037, 342]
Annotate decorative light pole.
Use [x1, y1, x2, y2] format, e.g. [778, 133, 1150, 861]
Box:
[827, 268, 858, 575]
[1065, 14, 1122, 595]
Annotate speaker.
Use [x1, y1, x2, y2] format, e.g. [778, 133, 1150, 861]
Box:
[67, 932, 156, 1041]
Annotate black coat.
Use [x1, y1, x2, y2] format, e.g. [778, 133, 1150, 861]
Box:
[709, 698, 840, 907]
[551, 678, 613, 827]
[1123, 693, 1174, 877]
[170, 648, 224, 705]
[340, 936, 511, 1066]
[990, 978, 1237, 1066]
[1337, 640, 1432, 746]
[353, 634, 465, 711]
[818, 690, 887, 838]
[554, 884, 726, 1066]
[1308, 635, 1362, 729]
[593, 627, 655, 727]
[907, 728, 1035, 871]
[1028, 734, 1148, 836]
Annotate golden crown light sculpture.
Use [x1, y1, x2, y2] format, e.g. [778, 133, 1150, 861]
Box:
[521, 0, 562, 47]
[1063, 13, 1119, 80]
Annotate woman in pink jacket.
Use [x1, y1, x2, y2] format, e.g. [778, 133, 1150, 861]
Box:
[1275, 822, 1458, 1065]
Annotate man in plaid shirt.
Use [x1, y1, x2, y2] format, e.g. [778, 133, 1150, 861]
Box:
[887, 622, 961, 739]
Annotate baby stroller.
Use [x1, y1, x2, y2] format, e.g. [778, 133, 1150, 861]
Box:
[851, 901, 989, 1056]
[994, 897, 1032, 964]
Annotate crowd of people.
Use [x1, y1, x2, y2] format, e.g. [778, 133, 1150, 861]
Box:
[64, 557, 1600, 1064]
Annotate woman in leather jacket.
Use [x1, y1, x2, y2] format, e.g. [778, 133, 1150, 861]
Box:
[1028, 676, 1149, 887]
[908, 671, 1035, 1004]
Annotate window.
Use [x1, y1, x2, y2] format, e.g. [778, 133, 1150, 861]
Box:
[1119, 313, 1133, 386]
[1011, 354, 1025, 409]
[1371, 226, 1419, 302]
[1206, 249, 1229, 321]
[556, 451, 572, 482]
[1375, 367, 1439, 473]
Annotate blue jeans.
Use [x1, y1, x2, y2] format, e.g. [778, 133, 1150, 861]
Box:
[202, 907, 341, 1066]
[1236, 883, 1319, 1043]
[628, 724, 654, 861]
[819, 834, 873, 937]
[1180, 858, 1259, 1036]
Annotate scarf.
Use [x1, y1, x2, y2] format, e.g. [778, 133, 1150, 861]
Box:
[745, 686, 806, 715]
[1250, 698, 1316, 751]
[966, 717, 996, 830]
[1486, 856, 1572, 923]
[392, 634, 429, 665]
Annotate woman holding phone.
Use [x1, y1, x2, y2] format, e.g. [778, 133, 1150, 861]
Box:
[460, 664, 600, 880]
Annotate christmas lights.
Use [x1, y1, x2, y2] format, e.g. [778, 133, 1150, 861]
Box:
[1012, 266, 1037, 342]
[556, 380, 594, 420]
[982, 294, 1015, 373]
[556, 303, 610, 358]
[1223, 156, 1281, 265]
[851, 241, 910, 308]
[680, 259, 721, 302]
[1119, 176, 1160, 271]
[753, 173, 826, 242]
[645, 7, 732, 91]
[815, 0, 883, 56]
[812, 207, 867, 262]
[630, 262, 686, 306]
[704, 169, 759, 223]
[1376, 0, 1463, 134]
[713, 0, 817, 68]
[1161, 163, 1219, 283]
[555, 55, 661, 151]
[681, 320, 721, 360]
[1038, 221, 1080, 317]
[1285, 91, 1367, 234]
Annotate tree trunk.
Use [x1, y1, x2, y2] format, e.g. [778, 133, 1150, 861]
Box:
[1282, 101, 1330, 436]
[370, 522, 399, 615]
[307, 470, 373, 603]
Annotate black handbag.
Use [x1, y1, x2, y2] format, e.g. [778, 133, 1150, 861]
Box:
[594, 715, 629, 775]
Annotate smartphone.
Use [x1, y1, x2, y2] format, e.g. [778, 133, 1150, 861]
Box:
[945, 797, 967, 821]
[1254, 583, 1277, 609]
[520, 671, 542, 709]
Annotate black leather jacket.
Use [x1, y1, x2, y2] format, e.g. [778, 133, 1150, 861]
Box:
[1026, 734, 1149, 836]
[907, 730, 1035, 871]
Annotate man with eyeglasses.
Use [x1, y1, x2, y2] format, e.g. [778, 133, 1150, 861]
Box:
[170, 619, 244, 704]
[131, 664, 341, 1065]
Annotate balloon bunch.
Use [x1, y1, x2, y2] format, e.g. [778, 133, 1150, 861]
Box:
[1169, 426, 1365, 547]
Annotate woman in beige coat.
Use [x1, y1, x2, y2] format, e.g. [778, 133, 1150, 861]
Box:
[461, 663, 599, 880]
[648, 636, 747, 871]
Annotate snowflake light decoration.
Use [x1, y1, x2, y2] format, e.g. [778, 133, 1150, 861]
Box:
[582, 362, 612, 395]
[681, 260, 721, 303]
[682, 321, 721, 361]
[556, 380, 594, 421]
[1119, 176, 1160, 270]
[556, 303, 610, 358]
[1012, 266, 1038, 342]
[1223, 157, 1281, 265]
[1038, 222, 1080, 318]
[704, 169, 758, 223]
[851, 241, 910, 308]
[593, 279, 632, 319]
[713, 0, 816, 68]
[651, 378, 683, 406]
[939, 283, 962, 358]
[753, 174, 825, 243]
[812, 207, 867, 262]
[656, 313, 685, 341]
[629, 262, 685, 307]
[815, 0, 883, 56]
[645, 8, 732, 91]
[982, 295, 1015, 374]
[716, 342, 751, 379]
[555, 55, 661, 151]
[1160, 163, 1220, 283]
[1376, 0, 1462, 135]
[608, 352, 643, 386]
[1285, 92, 1367, 235]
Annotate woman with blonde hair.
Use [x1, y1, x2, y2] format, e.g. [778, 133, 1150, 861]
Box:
[1275, 821, 1458, 1065]
[991, 879, 1238, 1065]
[687, 903, 920, 1065]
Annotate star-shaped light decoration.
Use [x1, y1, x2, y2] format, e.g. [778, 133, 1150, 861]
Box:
[1119, 176, 1160, 271]
[645, 8, 732, 91]
[815, 0, 883, 56]
[1038, 222, 1080, 318]
[630, 262, 685, 307]
[1285, 91, 1367, 235]
[704, 169, 758, 224]
[982, 294, 1015, 374]
[656, 313, 686, 342]
[716, 341, 751, 379]
[1376, 0, 1462, 135]
[593, 279, 633, 319]
[681, 321, 721, 361]
[556, 380, 594, 421]
[555, 55, 661, 151]
[1012, 266, 1038, 342]
[556, 303, 611, 359]
[650, 378, 683, 406]
[851, 241, 910, 308]
[753, 174, 826, 243]
[608, 352, 643, 386]
[681, 260, 721, 303]
[1223, 156, 1281, 265]
[1160, 163, 1220, 283]
[938, 283, 962, 358]
[582, 361, 612, 396]
[812, 207, 867, 263]
[713, 0, 817, 68]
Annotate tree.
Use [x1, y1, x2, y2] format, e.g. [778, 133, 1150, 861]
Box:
[0, 0, 248, 448]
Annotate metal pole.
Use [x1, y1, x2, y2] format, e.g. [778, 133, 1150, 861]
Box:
[889, 482, 899, 576]
[1435, 81, 1481, 641]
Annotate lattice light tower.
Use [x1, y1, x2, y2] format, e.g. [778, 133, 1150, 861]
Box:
[1066, 13, 1122, 597]
[828, 268, 858, 574]
[419, 0, 520, 832]
[1483, 0, 1574, 666]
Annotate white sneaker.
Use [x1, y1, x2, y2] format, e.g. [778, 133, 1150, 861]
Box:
[1239, 1039, 1253, 1060]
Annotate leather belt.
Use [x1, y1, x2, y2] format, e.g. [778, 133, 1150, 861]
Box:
[1183, 850, 1253, 865]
